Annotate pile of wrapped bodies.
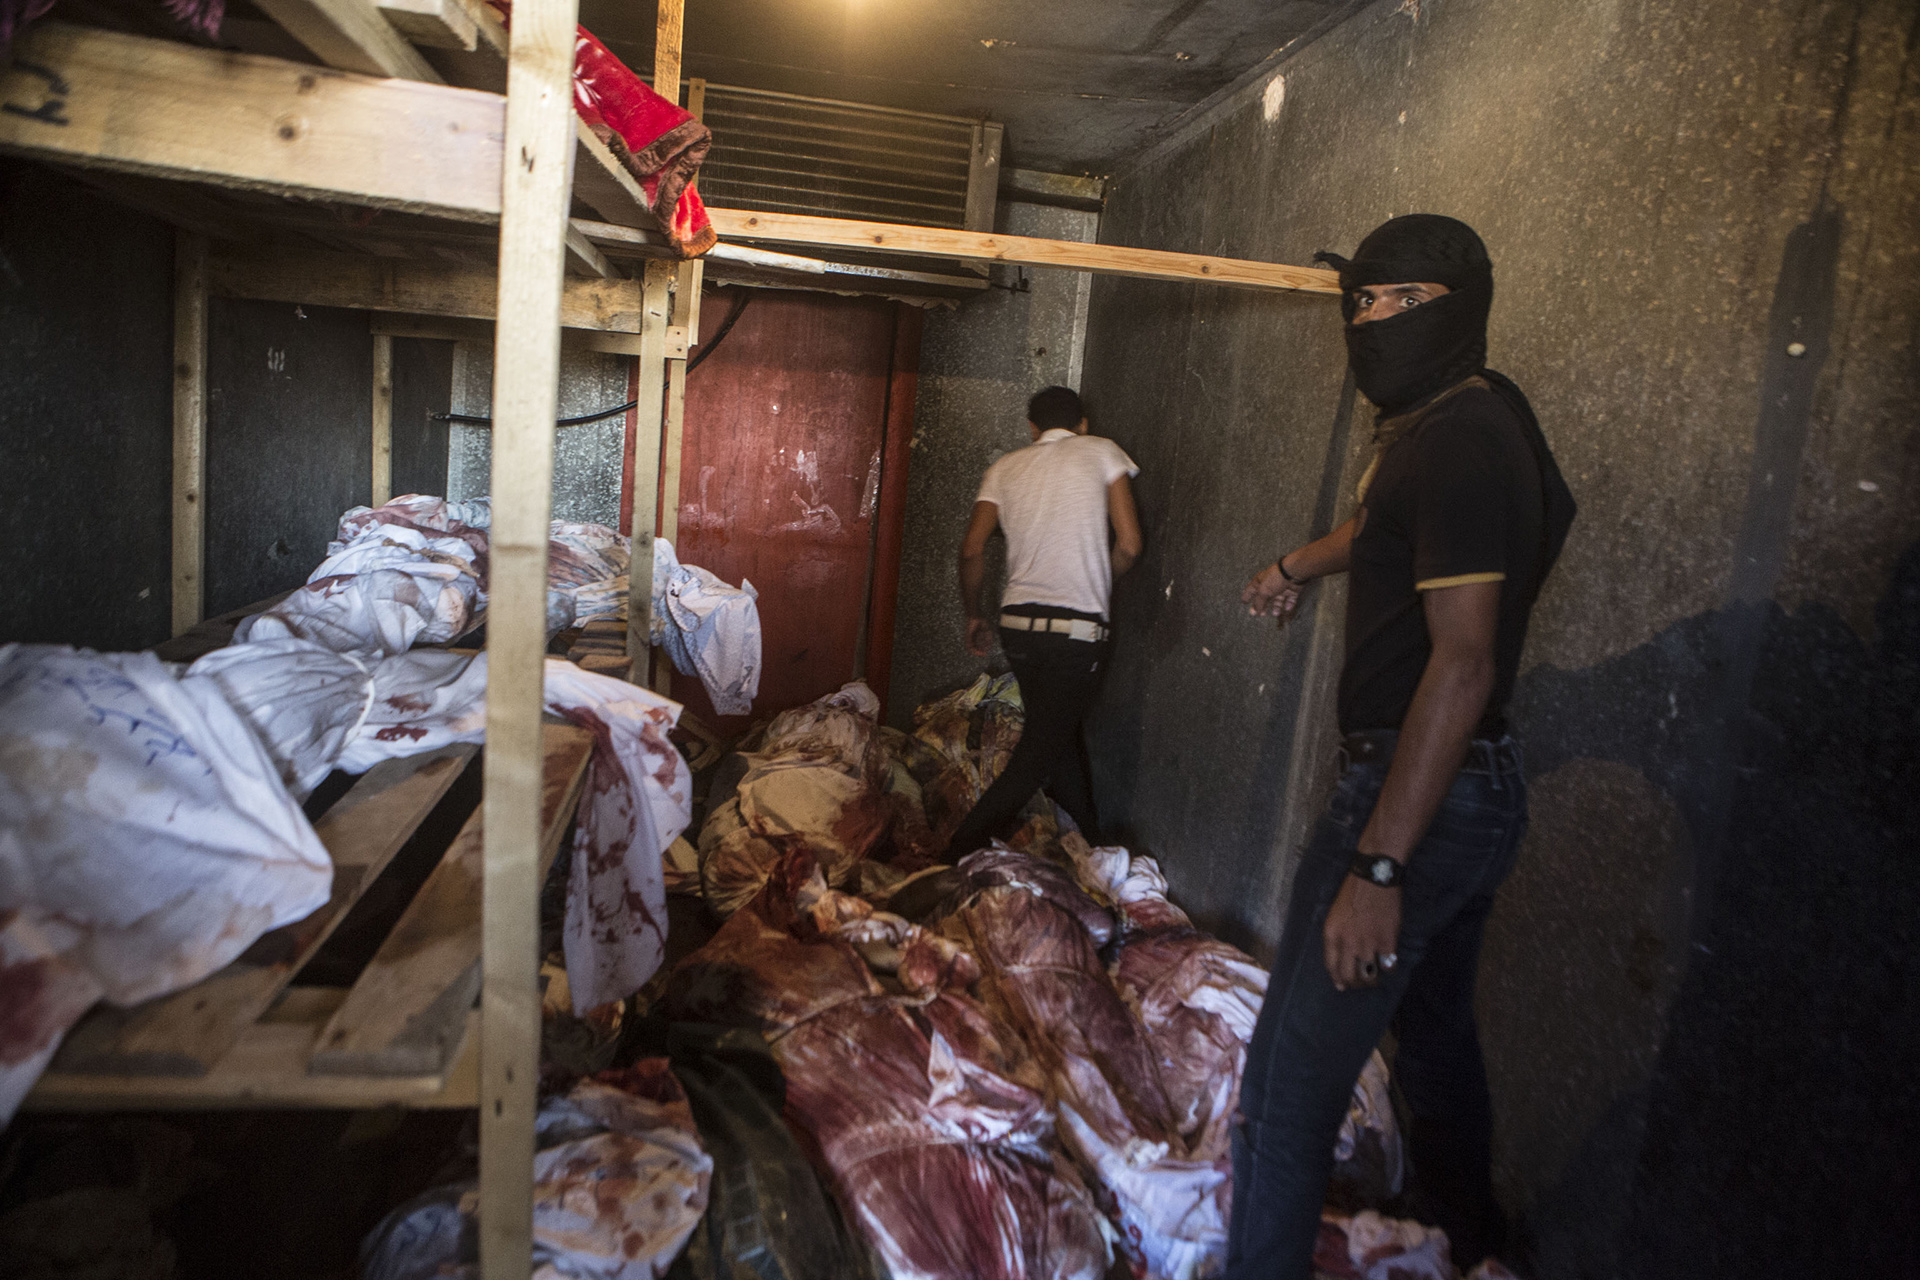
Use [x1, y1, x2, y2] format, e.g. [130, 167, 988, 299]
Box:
[696, 683, 898, 916]
[666, 852, 1114, 1280]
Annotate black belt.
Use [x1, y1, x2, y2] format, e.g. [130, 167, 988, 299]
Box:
[1340, 729, 1522, 775]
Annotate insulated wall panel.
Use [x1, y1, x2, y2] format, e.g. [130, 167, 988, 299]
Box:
[0, 161, 173, 650]
[204, 299, 372, 616]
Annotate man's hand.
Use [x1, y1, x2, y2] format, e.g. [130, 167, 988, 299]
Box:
[965, 617, 996, 656]
[1243, 562, 1308, 620]
[1323, 873, 1402, 990]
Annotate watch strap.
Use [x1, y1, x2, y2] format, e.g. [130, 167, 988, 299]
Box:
[1349, 853, 1405, 888]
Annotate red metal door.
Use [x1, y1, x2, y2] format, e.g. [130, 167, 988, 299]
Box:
[660, 286, 917, 729]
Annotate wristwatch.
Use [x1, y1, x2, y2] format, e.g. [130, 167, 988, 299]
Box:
[1349, 853, 1405, 888]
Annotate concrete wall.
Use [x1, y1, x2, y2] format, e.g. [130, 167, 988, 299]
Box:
[447, 341, 630, 526]
[1078, 0, 1918, 1273]
[886, 200, 1099, 725]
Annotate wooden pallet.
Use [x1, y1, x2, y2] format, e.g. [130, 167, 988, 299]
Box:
[26, 721, 593, 1112]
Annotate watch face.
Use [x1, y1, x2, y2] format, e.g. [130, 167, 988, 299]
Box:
[1371, 860, 1393, 883]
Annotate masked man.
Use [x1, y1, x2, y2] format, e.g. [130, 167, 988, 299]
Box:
[1231, 215, 1576, 1276]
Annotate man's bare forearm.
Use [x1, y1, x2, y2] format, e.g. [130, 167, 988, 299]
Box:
[1284, 515, 1359, 580]
[1356, 646, 1494, 863]
[1111, 546, 1138, 577]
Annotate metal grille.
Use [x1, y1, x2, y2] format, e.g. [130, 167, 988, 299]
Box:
[697, 86, 985, 230]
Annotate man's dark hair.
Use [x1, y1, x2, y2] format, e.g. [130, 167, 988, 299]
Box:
[1027, 386, 1084, 432]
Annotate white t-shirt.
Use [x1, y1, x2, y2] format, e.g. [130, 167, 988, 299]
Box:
[976, 428, 1140, 619]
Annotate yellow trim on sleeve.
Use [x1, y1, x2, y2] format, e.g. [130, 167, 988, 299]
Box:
[1415, 571, 1507, 591]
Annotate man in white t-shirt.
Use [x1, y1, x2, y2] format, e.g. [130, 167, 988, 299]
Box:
[950, 386, 1142, 855]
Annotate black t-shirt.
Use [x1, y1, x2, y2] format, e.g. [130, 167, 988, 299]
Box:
[1338, 380, 1549, 739]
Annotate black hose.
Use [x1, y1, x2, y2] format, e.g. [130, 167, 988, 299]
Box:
[432, 289, 753, 428]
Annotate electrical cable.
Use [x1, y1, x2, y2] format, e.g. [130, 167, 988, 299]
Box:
[432, 290, 753, 427]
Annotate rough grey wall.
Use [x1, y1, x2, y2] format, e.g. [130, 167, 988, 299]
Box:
[205, 299, 373, 615]
[1080, 0, 1918, 1273]
[887, 201, 1099, 726]
[448, 341, 629, 526]
[388, 336, 454, 501]
[0, 162, 174, 650]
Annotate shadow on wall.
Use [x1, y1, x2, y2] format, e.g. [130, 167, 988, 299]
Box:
[1485, 541, 1920, 1277]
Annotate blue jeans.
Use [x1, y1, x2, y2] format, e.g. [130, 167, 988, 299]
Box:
[1227, 739, 1528, 1278]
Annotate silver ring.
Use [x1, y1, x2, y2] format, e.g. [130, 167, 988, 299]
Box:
[1379, 952, 1398, 970]
[1359, 958, 1378, 980]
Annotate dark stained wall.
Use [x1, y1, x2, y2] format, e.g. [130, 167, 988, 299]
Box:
[388, 336, 454, 502]
[0, 162, 174, 650]
[1078, 0, 1918, 1273]
[205, 298, 374, 615]
[1, 160, 453, 641]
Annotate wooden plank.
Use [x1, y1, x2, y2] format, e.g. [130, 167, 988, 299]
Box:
[253, 0, 443, 81]
[565, 223, 620, 279]
[0, 24, 505, 221]
[48, 745, 481, 1077]
[626, 259, 673, 684]
[310, 724, 590, 1079]
[208, 244, 643, 332]
[651, 258, 698, 697]
[372, 331, 394, 505]
[964, 121, 1003, 233]
[28, 1002, 481, 1111]
[570, 120, 660, 230]
[480, 0, 579, 1265]
[378, 0, 480, 50]
[654, 0, 683, 105]
[171, 231, 208, 636]
[705, 208, 1343, 294]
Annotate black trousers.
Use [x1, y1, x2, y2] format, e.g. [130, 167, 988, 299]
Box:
[946, 625, 1107, 856]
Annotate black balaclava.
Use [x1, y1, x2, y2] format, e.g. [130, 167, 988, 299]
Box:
[1315, 213, 1493, 415]
[1319, 213, 1579, 578]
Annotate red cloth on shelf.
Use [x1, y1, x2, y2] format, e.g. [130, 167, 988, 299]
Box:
[488, 3, 716, 257]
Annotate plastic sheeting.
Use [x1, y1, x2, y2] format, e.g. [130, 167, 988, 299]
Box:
[363, 1061, 712, 1280]
[664, 1023, 885, 1280]
[649, 539, 760, 716]
[0, 645, 333, 1122]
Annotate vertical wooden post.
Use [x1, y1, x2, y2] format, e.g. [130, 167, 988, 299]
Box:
[624, 259, 672, 686]
[654, 0, 683, 104]
[171, 230, 207, 636]
[371, 331, 393, 506]
[480, 0, 577, 1269]
[652, 259, 700, 696]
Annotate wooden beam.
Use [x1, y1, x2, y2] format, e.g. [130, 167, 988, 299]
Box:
[250, 0, 443, 82]
[564, 223, 620, 279]
[705, 208, 1343, 293]
[172, 231, 208, 636]
[651, 258, 699, 697]
[0, 24, 504, 223]
[653, 0, 684, 105]
[371, 332, 394, 505]
[481, 0, 578, 1266]
[570, 121, 658, 230]
[626, 259, 672, 684]
[377, 0, 480, 50]
[963, 122, 1003, 234]
[208, 244, 642, 331]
